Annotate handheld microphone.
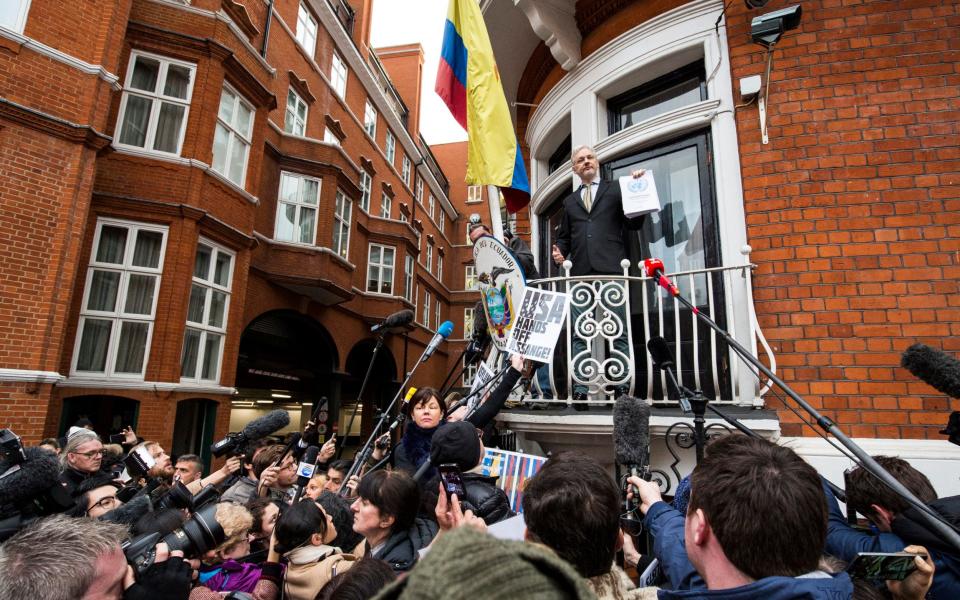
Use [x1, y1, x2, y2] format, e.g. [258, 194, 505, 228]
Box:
[647, 336, 674, 369]
[901, 343, 960, 399]
[0, 446, 74, 520]
[292, 445, 320, 504]
[643, 258, 681, 299]
[211, 409, 291, 457]
[421, 321, 454, 362]
[613, 396, 652, 535]
[371, 309, 414, 333]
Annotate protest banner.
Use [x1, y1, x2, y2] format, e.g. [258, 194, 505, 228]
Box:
[479, 447, 547, 514]
[504, 287, 569, 363]
[472, 235, 526, 350]
[468, 361, 495, 409]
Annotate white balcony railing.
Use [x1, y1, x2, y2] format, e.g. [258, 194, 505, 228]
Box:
[504, 250, 775, 408]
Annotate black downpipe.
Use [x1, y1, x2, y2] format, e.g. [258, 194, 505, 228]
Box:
[260, 0, 274, 58]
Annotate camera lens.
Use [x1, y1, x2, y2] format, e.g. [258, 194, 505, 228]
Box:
[162, 503, 223, 557]
[156, 482, 194, 511]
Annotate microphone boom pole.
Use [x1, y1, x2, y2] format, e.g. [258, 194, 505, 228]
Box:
[643, 259, 960, 552]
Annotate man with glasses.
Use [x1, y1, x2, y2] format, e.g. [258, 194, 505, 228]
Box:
[76, 475, 124, 518]
[60, 430, 105, 495]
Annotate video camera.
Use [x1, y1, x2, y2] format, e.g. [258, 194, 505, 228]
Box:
[123, 501, 225, 576]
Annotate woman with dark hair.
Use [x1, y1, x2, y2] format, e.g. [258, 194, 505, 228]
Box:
[392, 354, 524, 479]
[276, 500, 357, 600]
[351, 470, 437, 573]
[316, 557, 397, 600]
[317, 491, 366, 556]
[245, 498, 283, 557]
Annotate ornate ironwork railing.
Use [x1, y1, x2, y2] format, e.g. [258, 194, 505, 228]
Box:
[515, 250, 775, 408]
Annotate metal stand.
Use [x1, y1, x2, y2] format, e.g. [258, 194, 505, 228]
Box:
[650, 268, 960, 552]
[336, 334, 385, 460]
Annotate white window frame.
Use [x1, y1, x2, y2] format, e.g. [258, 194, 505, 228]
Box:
[403, 255, 415, 302]
[435, 301, 442, 331]
[180, 239, 234, 383]
[212, 84, 253, 188]
[467, 185, 483, 203]
[72, 219, 168, 379]
[464, 307, 475, 338]
[462, 354, 478, 386]
[425, 243, 433, 272]
[363, 100, 377, 138]
[437, 253, 443, 280]
[358, 170, 372, 213]
[114, 51, 196, 157]
[385, 130, 396, 164]
[323, 127, 341, 146]
[465, 265, 477, 290]
[295, 2, 318, 59]
[439, 214, 445, 235]
[423, 290, 431, 328]
[401, 155, 411, 186]
[366, 243, 396, 295]
[330, 52, 348, 99]
[0, 0, 31, 34]
[415, 177, 423, 204]
[332, 189, 352, 260]
[284, 87, 308, 136]
[380, 192, 392, 219]
[428, 195, 436, 220]
[274, 171, 321, 245]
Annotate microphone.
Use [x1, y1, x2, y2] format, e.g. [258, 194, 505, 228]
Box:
[100, 494, 152, 526]
[901, 343, 960, 399]
[292, 445, 320, 504]
[371, 309, 414, 333]
[643, 258, 681, 299]
[211, 409, 291, 457]
[0, 446, 74, 519]
[647, 336, 674, 370]
[613, 396, 651, 534]
[421, 321, 454, 362]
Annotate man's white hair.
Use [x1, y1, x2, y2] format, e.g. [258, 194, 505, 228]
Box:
[61, 430, 100, 467]
[571, 144, 595, 161]
[0, 515, 129, 600]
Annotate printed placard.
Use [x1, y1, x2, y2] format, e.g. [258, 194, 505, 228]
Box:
[473, 235, 526, 350]
[620, 170, 661, 218]
[504, 287, 569, 363]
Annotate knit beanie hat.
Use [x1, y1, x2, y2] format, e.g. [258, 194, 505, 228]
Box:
[372, 527, 597, 600]
[429, 422, 482, 471]
[672, 474, 692, 516]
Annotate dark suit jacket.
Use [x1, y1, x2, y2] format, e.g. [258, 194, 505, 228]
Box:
[555, 180, 645, 276]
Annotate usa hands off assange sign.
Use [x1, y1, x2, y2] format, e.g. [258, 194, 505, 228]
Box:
[505, 287, 569, 363]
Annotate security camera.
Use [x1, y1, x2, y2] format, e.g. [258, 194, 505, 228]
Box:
[750, 5, 802, 47]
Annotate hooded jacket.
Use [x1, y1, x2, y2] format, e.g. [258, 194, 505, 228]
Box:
[282, 544, 357, 600]
[823, 480, 960, 599]
[373, 517, 438, 573]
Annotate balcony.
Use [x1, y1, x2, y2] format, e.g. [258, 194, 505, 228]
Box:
[490, 251, 782, 492]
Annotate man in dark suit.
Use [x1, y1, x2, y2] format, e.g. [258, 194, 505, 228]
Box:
[552, 145, 646, 404]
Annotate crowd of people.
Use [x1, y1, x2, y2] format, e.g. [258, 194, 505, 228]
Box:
[1, 371, 957, 599]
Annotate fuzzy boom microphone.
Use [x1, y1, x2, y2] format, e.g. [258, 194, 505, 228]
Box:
[901, 344, 960, 399]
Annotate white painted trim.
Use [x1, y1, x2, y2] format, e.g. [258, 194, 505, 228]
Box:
[59, 377, 236, 395]
[497, 411, 781, 437]
[0, 368, 63, 384]
[306, 0, 457, 219]
[0, 27, 121, 90]
[266, 119, 362, 175]
[252, 231, 357, 270]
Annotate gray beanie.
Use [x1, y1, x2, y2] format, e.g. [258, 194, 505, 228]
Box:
[372, 527, 597, 600]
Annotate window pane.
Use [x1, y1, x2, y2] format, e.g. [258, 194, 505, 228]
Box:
[214, 253, 231, 287]
[187, 284, 206, 323]
[164, 65, 191, 99]
[279, 174, 299, 204]
[87, 270, 120, 312]
[277, 203, 296, 242]
[218, 89, 235, 122]
[383, 248, 394, 266]
[124, 274, 156, 315]
[212, 124, 230, 174]
[130, 56, 160, 92]
[228, 139, 248, 184]
[96, 226, 128, 264]
[370, 245, 381, 263]
[208, 290, 227, 328]
[367, 266, 378, 293]
[115, 321, 148, 373]
[298, 208, 315, 244]
[235, 103, 252, 138]
[76, 319, 112, 371]
[180, 328, 201, 378]
[201, 333, 222, 380]
[382, 267, 393, 294]
[302, 179, 319, 205]
[153, 102, 185, 153]
[194, 244, 212, 279]
[118, 95, 152, 147]
[132, 230, 163, 268]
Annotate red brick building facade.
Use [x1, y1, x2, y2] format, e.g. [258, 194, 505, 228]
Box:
[0, 0, 484, 464]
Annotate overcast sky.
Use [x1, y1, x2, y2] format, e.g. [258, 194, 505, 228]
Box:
[369, 0, 468, 145]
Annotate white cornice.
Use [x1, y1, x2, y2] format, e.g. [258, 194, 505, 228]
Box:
[58, 377, 236, 395]
[0, 28, 121, 90]
[0, 369, 64, 384]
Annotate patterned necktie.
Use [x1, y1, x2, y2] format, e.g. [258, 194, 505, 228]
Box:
[583, 183, 593, 213]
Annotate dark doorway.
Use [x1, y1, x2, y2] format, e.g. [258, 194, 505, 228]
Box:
[60, 395, 139, 439]
[171, 398, 218, 470]
[343, 339, 399, 443]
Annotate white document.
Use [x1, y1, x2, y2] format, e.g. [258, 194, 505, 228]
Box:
[620, 171, 661, 218]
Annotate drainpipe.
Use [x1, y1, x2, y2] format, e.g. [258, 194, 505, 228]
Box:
[260, 0, 274, 58]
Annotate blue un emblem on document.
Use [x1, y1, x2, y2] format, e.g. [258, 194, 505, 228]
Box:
[627, 178, 648, 193]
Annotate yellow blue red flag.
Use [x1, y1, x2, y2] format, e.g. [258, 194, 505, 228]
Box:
[436, 0, 530, 212]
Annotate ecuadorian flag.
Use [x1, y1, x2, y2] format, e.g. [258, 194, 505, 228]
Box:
[436, 0, 530, 213]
